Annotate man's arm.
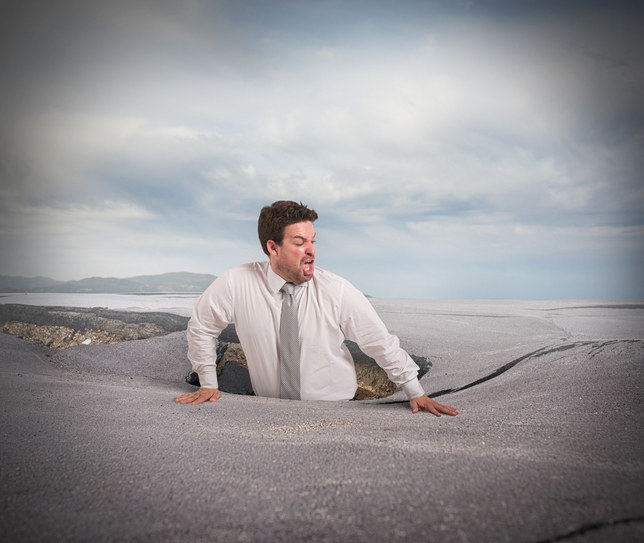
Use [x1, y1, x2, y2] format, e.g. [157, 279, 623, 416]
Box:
[339, 282, 458, 416]
[178, 272, 234, 404]
[175, 388, 221, 405]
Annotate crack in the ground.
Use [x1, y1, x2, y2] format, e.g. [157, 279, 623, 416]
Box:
[534, 516, 644, 542]
[383, 339, 643, 403]
[431, 340, 643, 399]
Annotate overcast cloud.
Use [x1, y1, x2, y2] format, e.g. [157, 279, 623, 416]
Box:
[1, 0, 642, 299]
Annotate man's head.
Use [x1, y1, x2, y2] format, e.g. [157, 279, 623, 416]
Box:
[258, 201, 318, 283]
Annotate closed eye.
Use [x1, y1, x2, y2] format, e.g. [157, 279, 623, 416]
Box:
[294, 236, 316, 245]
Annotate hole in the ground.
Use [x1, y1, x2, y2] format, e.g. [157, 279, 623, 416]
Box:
[1, 306, 432, 401]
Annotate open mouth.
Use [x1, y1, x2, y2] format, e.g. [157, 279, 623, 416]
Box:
[303, 259, 315, 275]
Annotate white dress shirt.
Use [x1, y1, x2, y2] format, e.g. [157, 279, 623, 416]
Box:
[187, 261, 425, 401]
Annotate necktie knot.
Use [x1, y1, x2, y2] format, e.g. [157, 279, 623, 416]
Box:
[281, 282, 296, 296]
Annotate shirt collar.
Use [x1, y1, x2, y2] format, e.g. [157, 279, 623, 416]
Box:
[266, 262, 310, 294]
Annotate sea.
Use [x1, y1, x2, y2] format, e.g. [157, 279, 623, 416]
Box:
[2, 292, 643, 342]
[0, 292, 201, 317]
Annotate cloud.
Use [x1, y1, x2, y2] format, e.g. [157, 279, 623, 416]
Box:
[0, 0, 642, 297]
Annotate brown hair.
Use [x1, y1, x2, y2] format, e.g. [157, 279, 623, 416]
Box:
[258, 201, 318, 256]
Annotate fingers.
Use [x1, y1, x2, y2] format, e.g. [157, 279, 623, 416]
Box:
[428, 401, 458, 416]
[175, 388, 221, 405]
[410, 395, 459, 417]
[175, 392, 192, 404]
[206, 389, 222, 403]
[175, 392, 201, 404]
[438, 403, 459, 416]
[424, 403, 441, 417]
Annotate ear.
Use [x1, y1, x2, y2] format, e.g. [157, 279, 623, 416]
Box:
[266, 240, 279, 257]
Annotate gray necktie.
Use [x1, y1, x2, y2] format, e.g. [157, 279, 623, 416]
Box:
[279, 282, 300, 399]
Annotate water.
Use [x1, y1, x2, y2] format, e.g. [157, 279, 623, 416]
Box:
[2, 292, 642, 342]
[0, 292, 201, 317]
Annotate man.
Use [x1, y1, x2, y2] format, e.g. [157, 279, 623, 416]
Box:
[176, 201, 458, 416]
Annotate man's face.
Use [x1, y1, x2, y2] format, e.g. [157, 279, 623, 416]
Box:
[268, 221, 316, 284]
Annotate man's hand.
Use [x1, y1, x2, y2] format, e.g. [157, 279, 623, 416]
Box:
[409, 395, 458, 416]
[175, 388, 221, 405]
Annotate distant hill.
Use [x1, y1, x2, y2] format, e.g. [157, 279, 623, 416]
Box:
[0, 272, 217, 293]
[0, 276, 64, 291]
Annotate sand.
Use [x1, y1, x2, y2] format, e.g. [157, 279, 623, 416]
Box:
[1, 299, 643, 542]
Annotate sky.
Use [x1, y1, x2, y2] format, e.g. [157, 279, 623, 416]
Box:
[1, 0, 642, 299]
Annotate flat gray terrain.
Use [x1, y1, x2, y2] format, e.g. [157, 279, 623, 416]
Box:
[1, 300, 643, 542]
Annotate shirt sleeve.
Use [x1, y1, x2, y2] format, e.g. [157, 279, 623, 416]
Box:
[339, 282, 425, 400]
[186, 272, 235, 389]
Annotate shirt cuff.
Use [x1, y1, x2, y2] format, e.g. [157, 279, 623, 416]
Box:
[197, 366, 220, 389]
[401, 377, 425, 400]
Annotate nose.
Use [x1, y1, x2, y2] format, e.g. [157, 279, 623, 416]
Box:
[306, 242, 315, 256]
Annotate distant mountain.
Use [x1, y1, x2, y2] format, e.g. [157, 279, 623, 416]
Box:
[127, 272, 217, 293]
[0, 275, 63, 291]
[0, 272, 216, 293]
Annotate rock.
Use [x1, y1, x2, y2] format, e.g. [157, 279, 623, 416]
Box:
[0, 304, 181, 350]
[0, 321, 166, 350]
[353, 356, 397, 400]
[0, 304, 189, 332]
[217, 343, 248, 374]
